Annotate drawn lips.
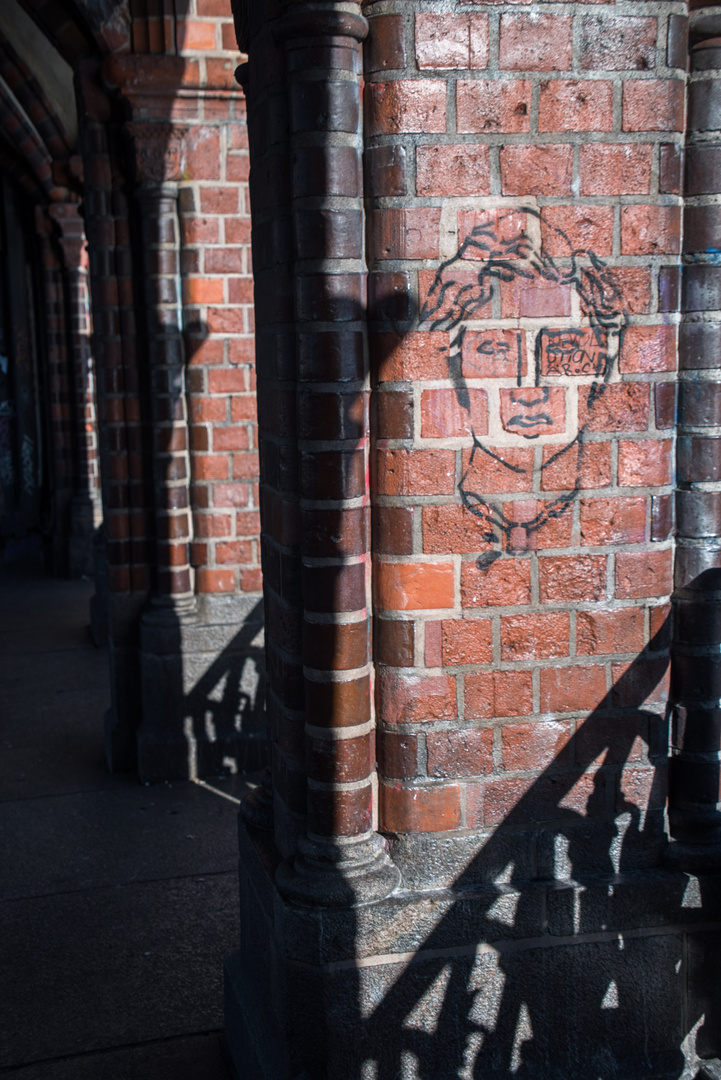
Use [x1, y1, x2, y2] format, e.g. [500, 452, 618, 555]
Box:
[505, 412, 553, 430]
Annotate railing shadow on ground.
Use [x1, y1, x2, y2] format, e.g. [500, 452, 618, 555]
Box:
[181, 598, 267, 778]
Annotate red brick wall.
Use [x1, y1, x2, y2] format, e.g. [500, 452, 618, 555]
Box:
[179, 91, 261, 597]
[106, 6, 261, 602]
[366, 1, 680, 846]
[173, 15, 260, 600]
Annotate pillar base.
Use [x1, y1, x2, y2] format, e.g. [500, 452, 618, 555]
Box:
[137, 592, 267, 783]
[275, 832, 400, 908]
[665, 838, 721, 874]
[225, 816, 721, 1080]
[68, 495, 101, 578]
[104, 591, 147, 773]
[240, 767, 274, 829]
[89, 528, 109, 646]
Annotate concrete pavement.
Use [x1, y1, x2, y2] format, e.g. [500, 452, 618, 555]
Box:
[0, 560, 249, 1079]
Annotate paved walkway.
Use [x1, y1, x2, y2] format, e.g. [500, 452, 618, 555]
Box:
[0, 560, 249, 1078]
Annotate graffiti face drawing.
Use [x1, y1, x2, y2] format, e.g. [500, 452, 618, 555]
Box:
[420, 207, 626, 564]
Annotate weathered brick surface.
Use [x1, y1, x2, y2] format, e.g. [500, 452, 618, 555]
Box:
[178, 100, 259, 595]
[365, 0, 677, 839]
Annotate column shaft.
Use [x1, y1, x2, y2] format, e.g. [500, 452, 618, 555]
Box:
[669, 27, 721, 854]
[135, 180, 195, 609]
[272, 1, 399, 905]
[49, 202, 102, 577]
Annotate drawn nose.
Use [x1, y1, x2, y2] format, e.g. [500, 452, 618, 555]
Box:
[510, 387, 549, 407]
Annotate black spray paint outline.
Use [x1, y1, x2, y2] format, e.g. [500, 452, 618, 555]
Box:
[420, 207, 627, 566]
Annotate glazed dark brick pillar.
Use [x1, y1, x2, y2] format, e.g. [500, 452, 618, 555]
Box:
[272, 2, 399, 905]
[76, 89, 154, 771]
[231, 0, 397, 896]
[668, 16, 721, 860]
[48, 202, 102, 579]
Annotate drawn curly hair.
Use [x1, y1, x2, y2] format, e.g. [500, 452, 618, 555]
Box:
[418, 207, 628, 559]
[421, 206, 625, 387]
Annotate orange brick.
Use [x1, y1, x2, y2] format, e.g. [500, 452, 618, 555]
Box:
[499, 14, 572, 71]
[616, 549, 673, 598]
[541, 206, 614, 257]
[213, 483, 250, 507]
[422, 505, 495, 556]
[374, 448, 455, 497]
[579, 144, 652, 196]
[192, 512, 232, 538]
[377, 672, 457, 724]
[441, 618, 493, 665]
[619, 325, 676, 374]
[501, 611, 570, 661]
[216, 540, 254, 565]
[540, 664, 607, 713]
[457, 80, 531, 134]
[620, 206, 681, 255]
[539, 555, 606, 603]
[370, 208, 441, 260]
[579, 383, 649, 433]
[623, 79, 684, 132]
[416, 144, 491, 197]
[617, 765, 667, 815]
[366, 80, 447, 136]
[579, 497, 647, 545]
[421, 388, 488, 439]
[240, 568, 262, 591]
[375, 562, 454, 611]
[415, 13, 489, 70]
[381, 783, 461, 833]
[196, 567, 235, 592]
[183, 278, 224, 305]
[500, 145, 573, 196]
[427, 728, 494, 777]
[538, 80, 613, 133]
[177, 19, 218, 51]
[208, 369, 246, 393]
[618, 440, 673, 487]
[541, 441, 612, 491]
[461, 445, 534, 494]
[213, 426, 250, 451]
[231, 396, 257, 421]
[501, 720, 571, 770]
[461, 558, 532, 608]
[465, 669, 533, 719]
[372, 331, 449, 382]
[577, 608, 646, 657]
[193, 454, 228, 480]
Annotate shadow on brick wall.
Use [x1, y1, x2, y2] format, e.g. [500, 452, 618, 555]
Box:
[352, 616, 719, 1079]
[275, 613, 720, 1080]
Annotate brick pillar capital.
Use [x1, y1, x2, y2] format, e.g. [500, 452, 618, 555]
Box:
[125, 122, 189, 185]
[275, 1, 368, 42]
[48, 202, 87, 271]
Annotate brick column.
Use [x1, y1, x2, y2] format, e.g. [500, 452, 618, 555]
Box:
[669, 22, 721, 862]
[101, 54, 265, 782]
[76, 65, 155, 770]
[48, 201, 102, 578]
[133, 168, 196, 615]
[35, 206, 74, 575]
[273, 0, 399, 906]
